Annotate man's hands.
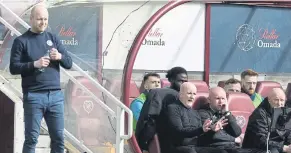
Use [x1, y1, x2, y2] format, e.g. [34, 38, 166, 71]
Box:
[34, 48, 62, 68]
[283, 145, 291, 153]
[203, 117, 229, 133]
[202, 119, 212, 132]
[211, 118, 228, 132]
[49, 48, 62, 60]
[34, 57, 50, 68]
[223, 102, 229, 112]
[235, 134, 244, 147]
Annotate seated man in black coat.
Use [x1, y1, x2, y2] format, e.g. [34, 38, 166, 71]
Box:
[162, 82, 228, 153]
[135, 67, 188, 152]
[198, 87, 242, 148]
[243, 88, 291, 153]
[198, 87, 263, 153]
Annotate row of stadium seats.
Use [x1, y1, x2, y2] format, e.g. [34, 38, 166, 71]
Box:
[145, 81, 286, 153]
[218, 80, 282, 98]
[148, 92, 255, 153]
[63, 77, 287, 148]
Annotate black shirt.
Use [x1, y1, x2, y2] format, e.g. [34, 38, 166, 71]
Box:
[160, 100, 204, 152]
[10, 30, 72, 92]
[135, 88, 179, 151]
[198, 105, 242, 149]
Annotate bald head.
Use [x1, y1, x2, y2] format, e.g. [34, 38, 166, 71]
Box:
[209, 87, 226, 98]
[30, 4, 49, 33]
[179, 82, 197, 108]
[268, 88, 286, 108]
[31, 4, 48, 18]
[209, 87, 227, 111]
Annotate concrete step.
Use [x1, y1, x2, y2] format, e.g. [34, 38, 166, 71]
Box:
[36, 135, 50, 148]
[37, 134, 68, 153]
[36, 148, 68, 153]
[36, 148, 51, 153]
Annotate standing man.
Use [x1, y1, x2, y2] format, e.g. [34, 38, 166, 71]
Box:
[10, 4, 72, 153]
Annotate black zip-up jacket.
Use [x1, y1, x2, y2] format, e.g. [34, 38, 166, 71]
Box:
[161, 101, 204, 153]
[135, 88, 179, 151]
[197, 104, 242, 149]
[242, 98, 291, 152]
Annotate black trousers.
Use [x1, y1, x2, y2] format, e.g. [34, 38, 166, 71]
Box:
[172, 146, 228, 153]
[224, 148, 266, 153]
[269, 148, 280, 153]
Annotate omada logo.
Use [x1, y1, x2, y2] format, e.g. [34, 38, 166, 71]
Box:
[142, 28, 165, 46]
[257, 28, 280, 48]
[236, 24, 280, 51]
[56, 25, 79, 46]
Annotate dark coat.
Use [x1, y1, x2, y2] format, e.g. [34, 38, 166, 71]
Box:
[198, 104, 242, 149]
[135, 88, 179, 151]
[242, 98, 291, 152]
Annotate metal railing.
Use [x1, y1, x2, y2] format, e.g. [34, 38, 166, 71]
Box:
[0, 2, 133, 153]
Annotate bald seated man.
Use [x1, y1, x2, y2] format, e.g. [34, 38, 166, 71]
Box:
[161, 82, 228, 153]
[243, 88, 291, 153]
[10, 4, 72, 153]
[197, 87, 242, 149]
[197, 87, 264, 153]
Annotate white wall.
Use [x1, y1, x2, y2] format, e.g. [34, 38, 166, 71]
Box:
[102, 2, 206, 72]
[134, 3, 205, 71]
[1, 0, 37, 24]
[102, 1, 167, 69]
[1, 1, 206, 72]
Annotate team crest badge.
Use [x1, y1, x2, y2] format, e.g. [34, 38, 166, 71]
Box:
[46, 40, 53, 46]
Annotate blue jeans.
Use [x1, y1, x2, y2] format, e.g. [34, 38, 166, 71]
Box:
[22, 90, 65, 153]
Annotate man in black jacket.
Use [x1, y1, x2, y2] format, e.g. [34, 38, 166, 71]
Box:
[243, 88, 291, 153]
[135, 67, 188, 152]
[163, 82, 227, 153]
[197, 87, 264, 153]
[198, 87, 242, 149]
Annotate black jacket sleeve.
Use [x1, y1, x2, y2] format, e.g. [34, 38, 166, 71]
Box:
[248, 109, 284, 152]
[53, 34, 72, 69]
[224, 114, 242, 137]
[135, 90, 160, 151]
[166, 104, 204, 137]
[197, 109, 216, 146]
[9, 38, 35, 75]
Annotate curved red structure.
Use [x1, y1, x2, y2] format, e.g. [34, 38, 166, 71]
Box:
[122, 0, 192, 152]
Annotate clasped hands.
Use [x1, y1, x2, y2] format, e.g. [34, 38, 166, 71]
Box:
[33, 48, 62, 68]
[202, 117, 228, 132]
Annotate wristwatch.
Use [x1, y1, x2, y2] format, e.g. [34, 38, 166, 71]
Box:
[224, 111, 231, 117]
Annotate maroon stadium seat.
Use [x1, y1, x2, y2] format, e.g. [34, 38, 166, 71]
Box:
[227, 93, 255, 134]
[129, 81, 140, 98]
[161, 79, 170, 88]
[192, 92, 209, 110]
[255, 81, 282, 98]
[130, 135, 143, 153]
[149, 134, 161, 153]
[218, 80, 226, 88]
[129, 81, 140, 105]
[104, 79, 122, 97]
[189, 80, 209, 93]
[286, 83, 291, 100]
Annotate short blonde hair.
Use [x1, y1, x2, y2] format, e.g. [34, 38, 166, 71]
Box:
[241, 69, 259, 79]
